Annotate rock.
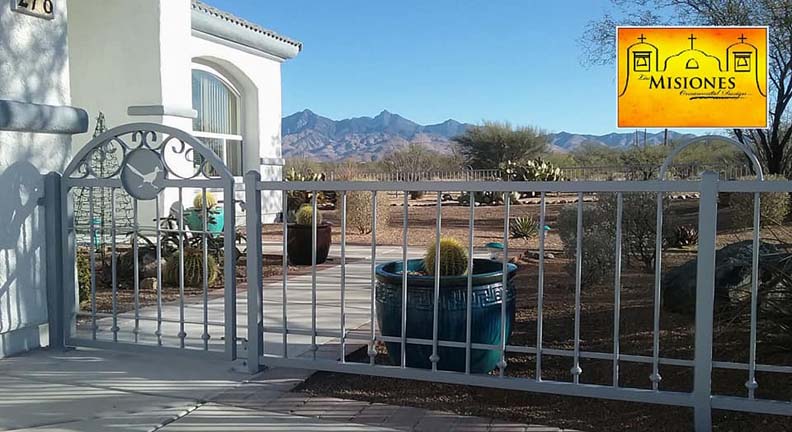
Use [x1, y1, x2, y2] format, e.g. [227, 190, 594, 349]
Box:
[141, 277, 157, 291]
[525, 251, 556, 260]
[118, 248, 165, 280]
[662, 240, 782, 315]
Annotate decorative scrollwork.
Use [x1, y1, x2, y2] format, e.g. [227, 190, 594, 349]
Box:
[64, 124, 233, 181]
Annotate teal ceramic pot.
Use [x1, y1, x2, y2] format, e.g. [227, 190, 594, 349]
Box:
[184, 207, 224, 234]
[375, 258, 517, 373]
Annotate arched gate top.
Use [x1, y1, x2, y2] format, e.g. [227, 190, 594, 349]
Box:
[659, 135, 764, 181]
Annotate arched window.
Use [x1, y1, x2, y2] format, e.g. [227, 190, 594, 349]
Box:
[192, 68, 243, 176]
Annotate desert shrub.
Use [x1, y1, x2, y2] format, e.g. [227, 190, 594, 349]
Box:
[728, 175, 790, 226]
[667, 223, 699, 247]
[424, 237, 469, 276]
[500, 159, 564, 182]
[345, 190, 390, 234]
[409, 190, 425, 200]
[596, 192, 671, 271]
[76, 250, 92, 303]
[557, 205, 616, 286]
[557, 192, 671, 284]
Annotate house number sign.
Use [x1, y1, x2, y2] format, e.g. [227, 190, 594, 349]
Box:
[11, 0, 53, 19]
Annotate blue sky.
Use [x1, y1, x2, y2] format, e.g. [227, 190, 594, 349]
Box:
[205, 1, 645, 135]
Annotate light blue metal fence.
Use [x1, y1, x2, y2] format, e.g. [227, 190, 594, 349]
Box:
[244, 137, 792, 431]
[42, 129, 792, 431]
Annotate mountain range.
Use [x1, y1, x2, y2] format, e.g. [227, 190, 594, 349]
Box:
[282, 109, 696, 161]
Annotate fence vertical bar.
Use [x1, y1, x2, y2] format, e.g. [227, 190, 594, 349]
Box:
[612, 192, 624, 387]
[465, 190, 475, 374]
[746, 191, 761, 398]
[651, 189, 664, 390]
[311, 192, 318, 359]
[88, 188, 97, 340]
[498, 193, 510, 377]
[110, 188, 119, 342]
[401, 191, 408, 368]
[693, 171, 718, 431]
[201, 189, 209, 350]
[431, 191, 442, 371]
[177, 188, 186, 348]
[536, 192, 546, 380]
[223, 176, 238, 360]
[132, 199, 140, 343]
[246, 171, 263, 373]
[281, 189, 289, 358]
[44, 173, 65, 350]
[369, 191, 378, 365]
[572, 192, 583, 383]
[340, 191, 347, 363]
[155, 199, 163, 345]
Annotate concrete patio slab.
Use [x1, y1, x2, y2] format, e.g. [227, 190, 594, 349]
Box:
[158, 403, 402, 431]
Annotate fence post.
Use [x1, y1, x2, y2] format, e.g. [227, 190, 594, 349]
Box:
[693, 171, 718, 431]
[245, 171, 263, 373]
[43, 172, 65, 350]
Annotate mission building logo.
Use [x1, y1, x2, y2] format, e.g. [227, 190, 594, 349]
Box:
[617, 27, 768, 128]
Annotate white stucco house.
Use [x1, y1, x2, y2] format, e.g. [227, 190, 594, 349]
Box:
[0, 0, 298, 357]
[68, 0, 301, 223]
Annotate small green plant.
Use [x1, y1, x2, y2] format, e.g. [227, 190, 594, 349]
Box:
[423, 237, 469, 276]
[669, 224, 699, 247]
[510, 216, 538, 239]
[285, 167, 327, 219]
[193, 191, 217, 209]
[164, 248, 219, 287]
[295, 204, 322, 225]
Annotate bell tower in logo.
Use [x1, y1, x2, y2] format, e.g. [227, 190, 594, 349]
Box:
[617, 27, 768, 128]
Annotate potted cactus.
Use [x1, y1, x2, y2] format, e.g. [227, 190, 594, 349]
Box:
[184, 191, 224, 234]
[287, 204, 332, 265]
[375, 237, 517, 373]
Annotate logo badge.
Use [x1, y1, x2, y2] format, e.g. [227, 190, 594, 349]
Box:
[121, 149, 166, 200]
[617, 27, 768, 128]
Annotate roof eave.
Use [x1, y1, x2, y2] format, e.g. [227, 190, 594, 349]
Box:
[190, 8, 301, 61]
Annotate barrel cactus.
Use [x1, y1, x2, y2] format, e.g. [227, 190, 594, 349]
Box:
[164, 248, 219, 287]
[295, 204, 322, 226]
[193, 191, 218, 209]
[424, 237, 469, 276]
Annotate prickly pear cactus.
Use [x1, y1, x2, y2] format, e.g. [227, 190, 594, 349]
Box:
[424, 237, 469, 276]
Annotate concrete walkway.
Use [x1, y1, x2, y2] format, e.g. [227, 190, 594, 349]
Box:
[0, 348, 567, 431]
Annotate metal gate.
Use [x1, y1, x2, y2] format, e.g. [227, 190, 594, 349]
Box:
[47, 123, 238, 359]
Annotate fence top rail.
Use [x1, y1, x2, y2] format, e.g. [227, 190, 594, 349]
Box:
[257, 180, 702, 193]
[719, 180, 792, 192]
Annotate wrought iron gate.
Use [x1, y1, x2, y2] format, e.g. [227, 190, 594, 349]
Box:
[49, 123, 238, 359]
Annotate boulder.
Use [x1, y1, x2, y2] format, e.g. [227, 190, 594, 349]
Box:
[662, 240, 782, 315]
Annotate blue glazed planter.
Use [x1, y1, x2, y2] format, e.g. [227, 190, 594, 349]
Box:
[375, 258, 517, 373]
[184, 207, 224, 234]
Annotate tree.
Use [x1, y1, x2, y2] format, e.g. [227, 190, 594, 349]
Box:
[581, 0, 792, 177]
[452, 121, 549, 169]
[380, 143, 463, 178]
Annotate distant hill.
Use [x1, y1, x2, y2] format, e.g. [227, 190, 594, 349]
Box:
[281, 109, 696, 160]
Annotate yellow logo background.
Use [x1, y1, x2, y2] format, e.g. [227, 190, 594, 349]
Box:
[617, 27, 768, 128]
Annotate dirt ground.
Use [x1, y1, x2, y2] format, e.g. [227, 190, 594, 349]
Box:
[294, 196, 792, 431]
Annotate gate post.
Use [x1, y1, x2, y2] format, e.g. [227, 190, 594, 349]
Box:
[693, 171, 718, 431]
[245, 171, 263, 373]
[43, 172, 65, 350]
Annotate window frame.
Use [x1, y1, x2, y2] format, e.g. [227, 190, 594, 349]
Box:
[191, 64, 244, 177]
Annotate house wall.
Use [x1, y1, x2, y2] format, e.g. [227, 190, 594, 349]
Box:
[68, 0, 285, 223]
[0, 2, 85, 357]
